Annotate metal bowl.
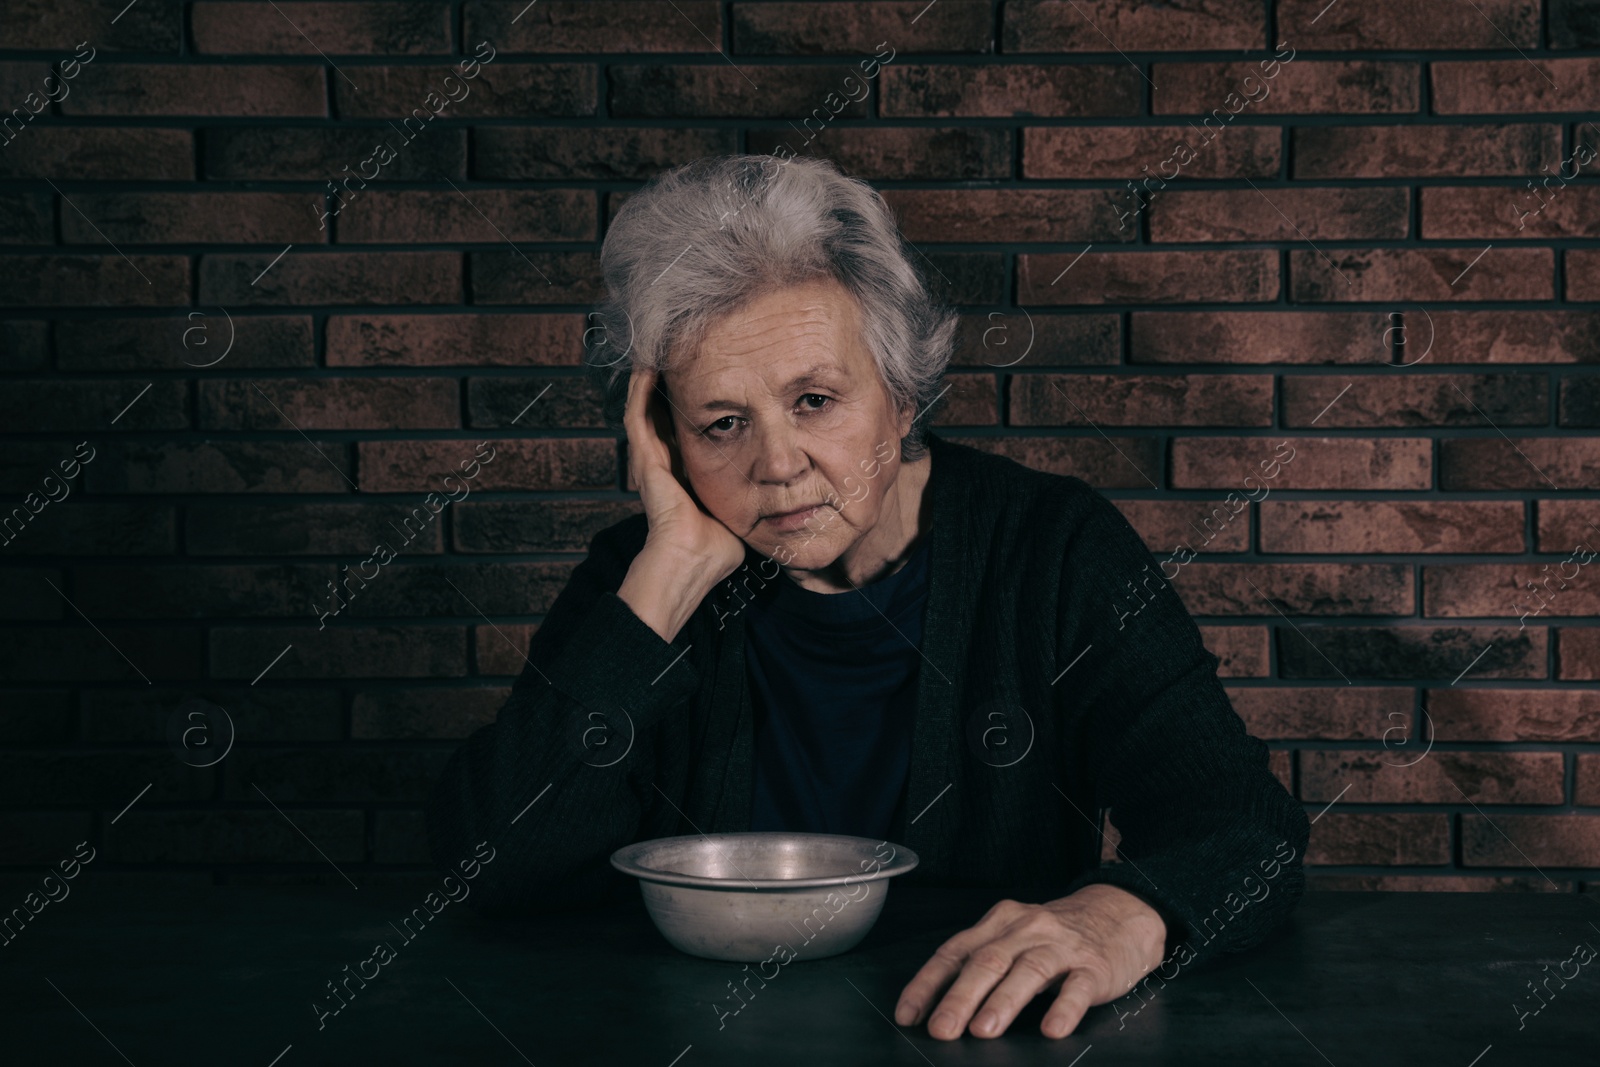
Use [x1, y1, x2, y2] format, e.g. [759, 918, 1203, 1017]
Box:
[610, 832, 919, 962]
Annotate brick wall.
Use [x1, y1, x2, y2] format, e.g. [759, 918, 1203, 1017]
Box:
[1, 0, 1597, 895]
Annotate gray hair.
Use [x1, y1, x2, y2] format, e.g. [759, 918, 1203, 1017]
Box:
[584, 153, 959, 463]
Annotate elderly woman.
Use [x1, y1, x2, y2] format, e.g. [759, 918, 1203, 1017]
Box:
[425, 154, 1309, 1042]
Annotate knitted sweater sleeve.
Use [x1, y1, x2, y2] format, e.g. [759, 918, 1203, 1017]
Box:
[423, 518, 701, 916]
[1053, 483, 1310, 969]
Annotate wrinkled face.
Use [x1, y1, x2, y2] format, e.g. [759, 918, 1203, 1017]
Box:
[661, 277, 913, 571]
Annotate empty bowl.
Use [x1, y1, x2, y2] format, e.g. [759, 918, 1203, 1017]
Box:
[610, 832, 919, 962]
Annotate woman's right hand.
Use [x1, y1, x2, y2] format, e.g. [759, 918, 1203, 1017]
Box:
[623, 366, 748, 583]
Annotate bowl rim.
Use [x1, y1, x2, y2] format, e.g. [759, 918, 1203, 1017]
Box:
[610, 831, 920, 890]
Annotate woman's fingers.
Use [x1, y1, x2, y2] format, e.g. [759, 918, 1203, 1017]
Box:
[895, 900, 1026, 1028]
[919, 934, 1060, 1041]
[1040, 969, 1099, 1039]
[967, 947, 1068, 1038]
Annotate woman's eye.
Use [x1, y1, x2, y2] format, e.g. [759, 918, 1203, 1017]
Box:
[703, 417, 738, 437]
[800, 394, 831, 411]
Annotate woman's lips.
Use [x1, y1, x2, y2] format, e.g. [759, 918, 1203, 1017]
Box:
[762, 504, 824, 531]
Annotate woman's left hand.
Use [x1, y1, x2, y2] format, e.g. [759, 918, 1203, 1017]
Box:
[893, 883, 1169, 1040]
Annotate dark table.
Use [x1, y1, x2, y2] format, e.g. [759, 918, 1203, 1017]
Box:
[4, 876, 1598, 1066]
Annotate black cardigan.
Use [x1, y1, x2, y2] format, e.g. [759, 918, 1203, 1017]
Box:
[424, 430, 1310, 968]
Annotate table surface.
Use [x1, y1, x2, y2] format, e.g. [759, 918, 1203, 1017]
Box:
[4, 876, 1599, 1066]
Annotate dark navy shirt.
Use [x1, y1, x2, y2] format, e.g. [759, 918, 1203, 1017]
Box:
[746, 531, 933, 840]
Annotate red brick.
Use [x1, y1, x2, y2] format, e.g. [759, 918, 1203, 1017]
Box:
[1261, 500, 1525, 554]
[0, 504, 172, 556]
[1568, 249, 1600, 300]
[1439, 438, 1600, 490]
[455, 500, 642, 554]
[1278, 0, 1538, 48]
[0, 192, 50, 243]
[1425, 564, 1600, 620]
[749, 126, 1011, 181]
[469, 250, 603, 305]
[210, 626, 467, 679]
[472, 625, 537, 681]
[945, 434, 1161, 489]
[1010, 373, 1272, 426]
[1229, 686, 1409, 740]
[333, 188, 596, 243]
[1113, 499, 1251, 553]
[1277, 625, 1546, 681]
[0, 625, 200, 682]
[1024, 125, 1281, 180]
[1171, 436, 1430, 490]
[1552, 0, 1600, 48]
[1422, 186, 1600, 240]
[60, 192, 325, 245]
[1428, 688, 1600, 742]
[0, 379, 186, 432]
[1433, 59, 1600, 114]
[1309, 874, 1573, 891]
[467, 375, 608, 430]
[199, 251, 461, 306]
[57, 315, 315, 371]
[1462, 814, 1600, 867]
[612, 65, 871, 118]
[882, 189, 1133, 244]
[224, 748, 452, 802]
[1561, 375, 1600, 426]
[1577, 755, 1600, 804]
[931, 373, 999, 426]
[1019, 250, 1278, 305]
[1303, 751, 1562, 804]
[1174, 562, 1413, 616]
[352, 686, 508, 738]
[0, 128, 193, 181]
[359, 438, 615, 492]
[735, 1, 989, 52]
[1290, 247, 1553, 303]
[62, 64, 326, 116]
[84, 687, 340, 743]
[881, 64, 1139, 118]
[338, 65, 597, 118]
[1308, 813, 1450, 866]
[110, 810, 363, 864]
[340, 561, 573, 618]
[476, 126, 735, 180]
[473, 0, 723, 52]
[0, 0, 179, 50]
[1282, 373, 1546, 428]
[73, 564, 331, 618]
[953, 312, 1120, 368]
[205, 126, 466, 181]
[1559, 628, 1600, 679]
[84, 441, 356, 494]
[198, 377, 459, 431]
[1130, 311, 1390, 364]
[327, 313, 585, 367]
[1201, 625, 1269, 676]
[1537, 500, 1600, 552]
[0, 255, 190, 307]
[1149, 187, 1408, 242]
[193, 2, 451, 54]
[1423, 310, 1600, 364]
[1004, 0, 1262, 51]
[0, 569, 63, 620]
[1152, 61, 1419, 114]
[1293, 124, 1559, 178]
[188, 502, 444, 556]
